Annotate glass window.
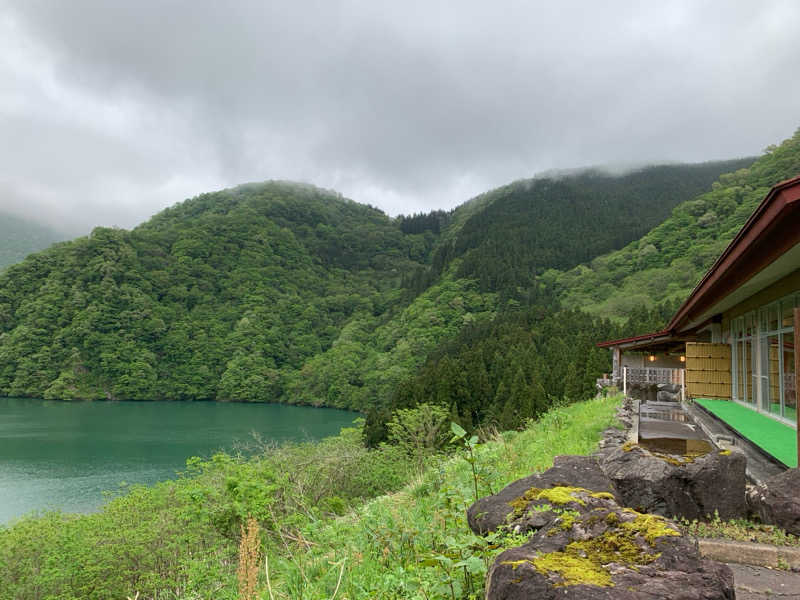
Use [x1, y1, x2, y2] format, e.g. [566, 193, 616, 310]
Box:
[784, 331, 796, 422]
[782, 301, 793, 328]
[745, 338, 754, 404]
[785, 298, 798, 329]
[729, 294, 798, 416]
[769, 305, 780, 332]
[737, 340, 746, 401]
[768, 334, 781, 415]
[759, 336, 771, 411]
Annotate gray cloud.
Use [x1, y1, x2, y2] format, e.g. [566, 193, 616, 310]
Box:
[1, 0, 799, 233]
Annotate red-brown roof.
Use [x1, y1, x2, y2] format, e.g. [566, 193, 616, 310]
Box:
[596, 330, 669, 348]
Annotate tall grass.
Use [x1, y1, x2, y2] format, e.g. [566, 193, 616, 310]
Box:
[263, 395, 621, 599]
[0, 395, 620, 599]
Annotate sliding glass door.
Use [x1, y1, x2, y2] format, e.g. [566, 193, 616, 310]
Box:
[730, 292, 798, 420]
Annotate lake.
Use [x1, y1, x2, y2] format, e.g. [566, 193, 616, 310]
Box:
[0, 397, 358, 524]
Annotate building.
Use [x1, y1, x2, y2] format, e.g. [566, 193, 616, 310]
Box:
[599, 175, 800, 466]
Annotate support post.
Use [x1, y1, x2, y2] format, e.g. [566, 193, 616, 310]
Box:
[794, 308, 799, 468]
[681, 368, 686, 404]
[623, 366, 627, 398]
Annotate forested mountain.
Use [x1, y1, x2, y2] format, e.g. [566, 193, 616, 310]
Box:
[362, 307, 619, 444]
[4, 136, 799, 600]
[0, 145, 788, 437]
[555, 128, 800, 323]
[428, 160, 754, 298]
[0, 213, 65, 270]
[0, 183, 435, 402]
[295, 158, 753, 424]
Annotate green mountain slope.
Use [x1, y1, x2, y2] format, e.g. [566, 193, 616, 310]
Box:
[429, 160, 754, 298]
[555, 128, 800, 322]
[281, 160, 754, 417]
[0, 213, 65, 270]
[0, 182, 434, 402]
[0, 153, 770, 414]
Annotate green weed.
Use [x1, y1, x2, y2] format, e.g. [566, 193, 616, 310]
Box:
[679, 511, 800, 547]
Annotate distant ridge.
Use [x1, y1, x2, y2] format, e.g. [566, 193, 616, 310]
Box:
[0, 150, 780, 419]
[0, 213, 65, 270]
[556, 128, 800, 323]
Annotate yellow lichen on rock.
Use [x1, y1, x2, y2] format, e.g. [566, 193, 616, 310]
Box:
[508, 485, 595, 516]
[532, 553, 614, 587]
[534, 486, 590, 506]
[499, 555, 613, 587]
[547, 510, 579, 535]
[558, 511, 577, 530]
[568, 530, 659, 567]
[590, 491, 615, 500]
[511, 509, 682, 587]
[620, 513, 680, 545]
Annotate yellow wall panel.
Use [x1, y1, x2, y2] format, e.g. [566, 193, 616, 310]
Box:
[686, 343, 732, 399]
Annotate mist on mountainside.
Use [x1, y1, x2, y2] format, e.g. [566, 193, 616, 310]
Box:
[0, 212, 68, 269]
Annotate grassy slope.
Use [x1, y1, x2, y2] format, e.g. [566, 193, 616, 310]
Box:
[0, 395, 620, 600]
[271, 396, 620, 599]
[555, 128, 800, 323]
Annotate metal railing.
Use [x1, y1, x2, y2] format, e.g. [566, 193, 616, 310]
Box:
[623, 366, 685, 402]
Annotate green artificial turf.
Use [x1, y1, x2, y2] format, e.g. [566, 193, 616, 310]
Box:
[695, 398, 797, 467]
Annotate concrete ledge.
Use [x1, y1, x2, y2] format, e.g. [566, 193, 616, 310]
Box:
[698, 538, 800, 569]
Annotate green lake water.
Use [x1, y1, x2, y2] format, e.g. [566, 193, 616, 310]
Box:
[0, 397, 358, 524]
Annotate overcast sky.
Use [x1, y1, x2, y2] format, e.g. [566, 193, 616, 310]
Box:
[1, 1, 799, 234]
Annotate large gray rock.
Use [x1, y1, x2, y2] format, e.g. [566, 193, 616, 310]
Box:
[747, 468, 800, 535]
[656, 390, 680, 403]
[657, 383, 681, 394]
[601, 444, 747, 520]
[485, 506, 735, 600]
[595, 427, 628, 451]
[466, 455, 619, 535]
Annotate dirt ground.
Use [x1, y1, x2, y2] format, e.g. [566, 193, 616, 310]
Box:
[729, 563, 800, 599]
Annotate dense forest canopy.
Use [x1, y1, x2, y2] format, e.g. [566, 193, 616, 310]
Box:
[0, 183, 434, 402]
[435, 160, 754, 297]
[0, 137, 797, 437]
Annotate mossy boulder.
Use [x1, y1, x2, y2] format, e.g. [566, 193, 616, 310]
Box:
[503, 485, 619, 536]
[485, 507, 735, 599]
[467, 455, 620, 535]
[601, 442, 746, 520]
